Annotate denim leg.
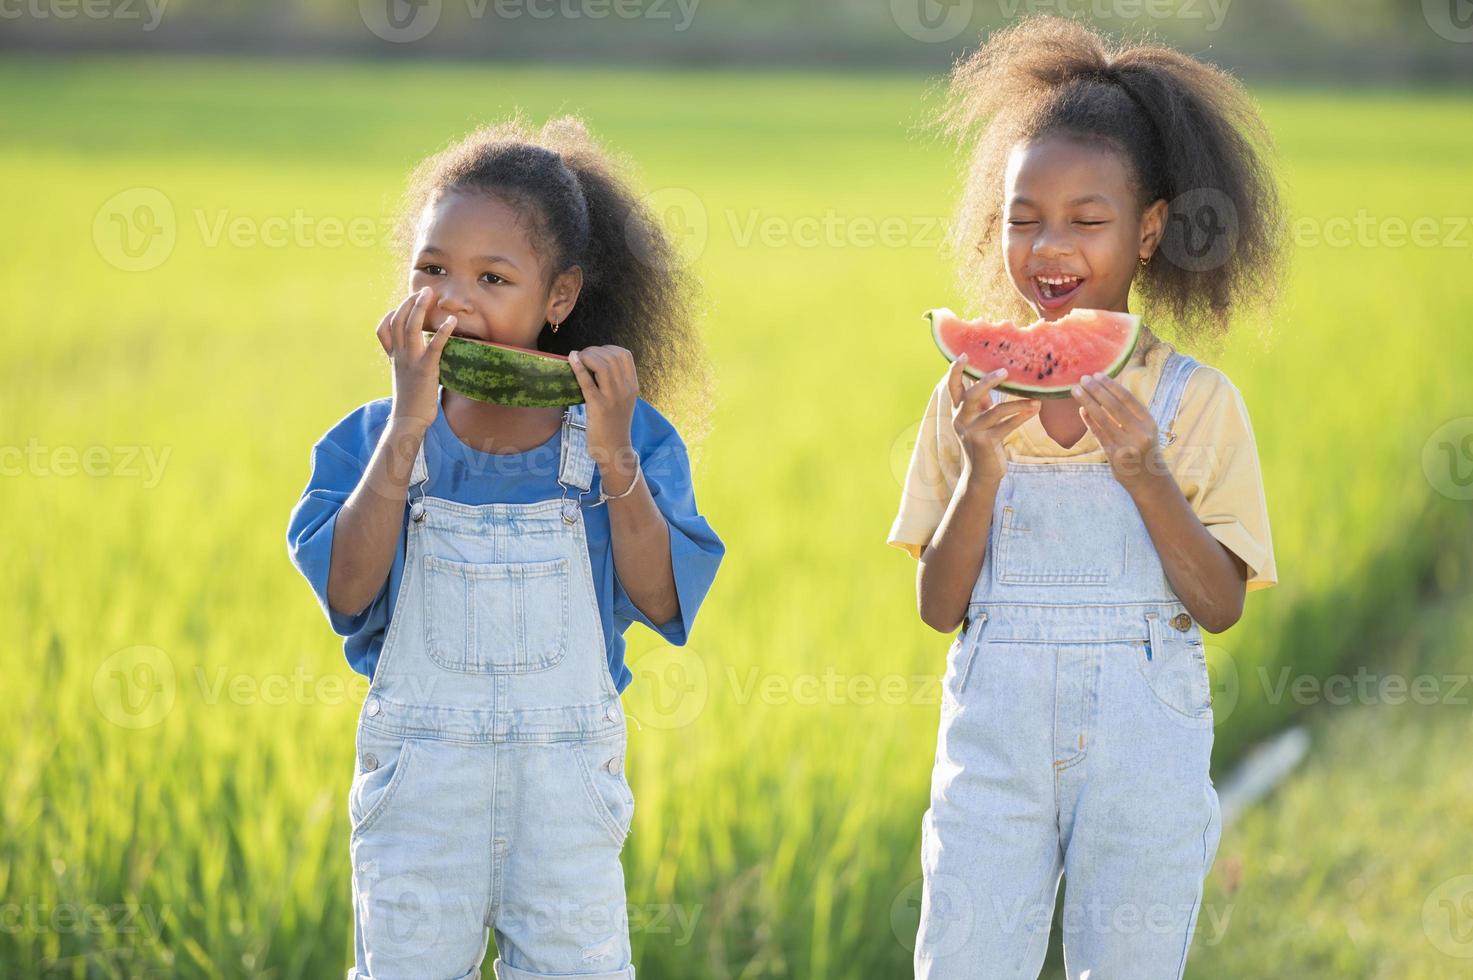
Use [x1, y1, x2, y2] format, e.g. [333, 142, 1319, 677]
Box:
[1058, 645, 1221, 979]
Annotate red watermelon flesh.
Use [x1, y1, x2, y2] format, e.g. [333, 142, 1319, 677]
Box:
[927, 307, 1142, 399]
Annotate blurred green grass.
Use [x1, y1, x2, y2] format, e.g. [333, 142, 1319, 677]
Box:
[1191, 531, 1473, 980]
[2, 56, 1471, 977]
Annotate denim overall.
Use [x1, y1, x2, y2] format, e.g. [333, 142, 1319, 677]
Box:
[347, 401, 637, 980]
[915, 351, 1222, 979]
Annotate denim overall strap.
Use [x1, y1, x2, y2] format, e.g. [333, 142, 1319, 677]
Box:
[407, 400, 595, 525]
[1146, 351, 1200, 449]
[557, 402, 596, 523]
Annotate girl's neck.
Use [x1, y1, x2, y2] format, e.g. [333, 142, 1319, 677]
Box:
[440, 389, 563, 455]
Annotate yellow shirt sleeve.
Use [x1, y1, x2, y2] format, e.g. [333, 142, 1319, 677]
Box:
[886, 358, 1278, 593]
[1168, 366, 1278, 592]
[887, 371, 965, 561]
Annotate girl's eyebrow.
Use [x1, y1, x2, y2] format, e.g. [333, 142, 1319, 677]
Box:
[1009, 193, 1111, 207]
[419, 245, 521, 270]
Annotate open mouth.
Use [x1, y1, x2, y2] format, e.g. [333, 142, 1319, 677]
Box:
[1033, 274, 1085, 310]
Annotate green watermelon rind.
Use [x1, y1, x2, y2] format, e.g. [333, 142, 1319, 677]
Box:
[926, 308, 1142, 400]
[423, 330, 585, 408]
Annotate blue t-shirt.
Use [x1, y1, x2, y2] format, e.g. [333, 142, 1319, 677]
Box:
[285, 391, 724, 692]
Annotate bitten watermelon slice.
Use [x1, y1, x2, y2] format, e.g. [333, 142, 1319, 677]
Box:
[422, 330, 585, 408]
[927, 307, 1142, 399]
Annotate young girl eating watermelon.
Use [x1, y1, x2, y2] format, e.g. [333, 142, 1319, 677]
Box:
[888, 16, 1284, 978]
[286, 116, 723, 979]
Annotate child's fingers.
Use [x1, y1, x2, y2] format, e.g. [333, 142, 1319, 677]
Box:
[581, 346, 628, 393]
[606, 346, 637, 392]
[1077, 401, 1116, 447]
[390, 289, 423, 352]
[1072, 380, 1126, 430]
[404, 287, 434, 347]
[572, 347, 609, 386]
[425, 315, 456, 358]
[976, 398, 1039, 433]
[568, 349, 599, 399]
[945, 355, 968, 408]
[1083, 374, 1145, 427]
[998, 405, 1039, 438]
[955, 368, 1005, 424]
[376, 309, 395, 356]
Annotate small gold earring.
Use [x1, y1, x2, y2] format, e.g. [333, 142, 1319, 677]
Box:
[1139, 255, 1151, 267]
[550, 320, 560, 334]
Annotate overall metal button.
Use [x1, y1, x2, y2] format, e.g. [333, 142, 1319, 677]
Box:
[1171, 612, 1192, 631]
[605, 705, 619, 723]
[605, 756, 622, 775]
[362, 752, 379, 771]
[366, 696, 381, 717]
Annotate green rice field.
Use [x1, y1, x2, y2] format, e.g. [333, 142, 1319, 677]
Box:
[3, 57, 1471, 977]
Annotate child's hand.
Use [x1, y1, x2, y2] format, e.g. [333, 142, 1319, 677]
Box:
[378, 286, 455, 430]
[947, 354, 1040, 487]
[1071, 372, 1164, 492]
[568, 345, 639, 477]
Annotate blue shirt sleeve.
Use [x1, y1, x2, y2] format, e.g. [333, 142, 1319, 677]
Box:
[285, 402, 393, 638]
[609, 401, 724, 646]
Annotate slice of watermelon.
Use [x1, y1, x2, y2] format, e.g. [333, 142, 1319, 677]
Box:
[927, 307, 1142, 399]
[422, 329, 585, 408]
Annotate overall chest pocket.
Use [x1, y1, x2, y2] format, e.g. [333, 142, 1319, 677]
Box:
[993, 488, 1130, 586]
[421, 554, 570, 673]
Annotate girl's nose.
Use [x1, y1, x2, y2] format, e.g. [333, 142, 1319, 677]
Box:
[436, 288, 473, 315]
[1033, 233, 1073, 257]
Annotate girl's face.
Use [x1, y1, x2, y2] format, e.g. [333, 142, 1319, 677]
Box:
[1001, 135, 1166, 320]
[410, 188, 582, 347]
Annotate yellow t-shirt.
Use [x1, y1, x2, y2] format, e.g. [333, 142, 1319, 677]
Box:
[886, 333, 1277, 592]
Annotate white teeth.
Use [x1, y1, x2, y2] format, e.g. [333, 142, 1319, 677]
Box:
[1037, 275, 1081, 285]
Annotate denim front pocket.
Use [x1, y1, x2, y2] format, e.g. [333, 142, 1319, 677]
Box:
[349, 729, 418, 839]
[574, 735, 635, 847]
[994, 490, 1128, 586]
[1136, 612, 1214, 726]
[421, 554, 570, 673]
[941, 613, 988, 713]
